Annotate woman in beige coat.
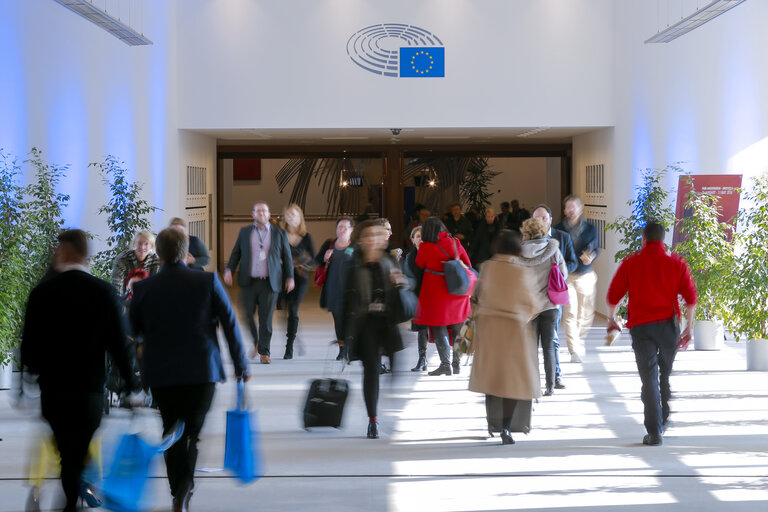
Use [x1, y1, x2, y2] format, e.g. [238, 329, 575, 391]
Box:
[468, 227, 566, 445]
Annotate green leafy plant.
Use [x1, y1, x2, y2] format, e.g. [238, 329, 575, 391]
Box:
[721, 171, 768, 341]
[0, 148, 69, 365]
[673, 181, 735, 322]
[606, 164, 680, 262]
[459, 158, 500, 213]
[90, 156, 160, 281]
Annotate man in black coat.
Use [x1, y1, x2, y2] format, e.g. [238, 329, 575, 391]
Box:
[169, 217, 211, 270]
[532, 204, 578, 390]
[224, 201, 294, 363]
[130, 227, 250, 512]
[21, 229, 138, 512]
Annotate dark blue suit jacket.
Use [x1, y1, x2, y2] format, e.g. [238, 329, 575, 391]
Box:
[551, 228, 579, 275]
[226, 224, 293, 292]
[130, 262, 249, 388]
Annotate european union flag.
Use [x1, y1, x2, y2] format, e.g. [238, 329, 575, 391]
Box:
[399, 47, 445, 77]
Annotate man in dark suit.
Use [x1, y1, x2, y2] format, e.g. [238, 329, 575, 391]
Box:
[21, 229, 138, 512]
[224, 201, 294, 364]
[532, 204, 578, 390]
[130, 228, 250, 512]
[169, 217, 211, 270]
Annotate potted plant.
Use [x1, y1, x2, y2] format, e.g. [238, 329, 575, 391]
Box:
[606, 165, 679, 322]
[673, 182, 734, 350]
[0, 149, 69, 387]
[721, 171, 768, 370]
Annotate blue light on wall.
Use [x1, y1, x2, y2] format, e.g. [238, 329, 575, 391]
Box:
[0, 3, 27, 156]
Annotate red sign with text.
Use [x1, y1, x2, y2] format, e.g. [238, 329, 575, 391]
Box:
[673, 174, 742, 246]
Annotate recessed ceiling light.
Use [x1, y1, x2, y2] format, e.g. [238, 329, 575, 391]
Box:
[423, 136, 471, 140]
[517, 127, 550, 138]
[321, 136, 370, 140]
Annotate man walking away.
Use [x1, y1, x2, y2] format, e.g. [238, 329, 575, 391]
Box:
[606, 222, 696, 446]
[21, 229, 138, 512]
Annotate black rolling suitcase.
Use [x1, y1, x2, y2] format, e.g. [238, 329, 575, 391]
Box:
[485, 395, 532, 435]
[303, 378, 349, 429]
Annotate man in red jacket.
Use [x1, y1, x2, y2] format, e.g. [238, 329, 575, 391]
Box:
[606, 222, 697, 446]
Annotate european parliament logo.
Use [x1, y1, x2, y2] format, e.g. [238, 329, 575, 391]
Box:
[347, 24, 445, 78]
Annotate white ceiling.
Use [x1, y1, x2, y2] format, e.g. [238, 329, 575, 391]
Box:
[191, 126, 606, 146]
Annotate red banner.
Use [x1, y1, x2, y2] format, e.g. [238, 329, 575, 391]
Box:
[673, 174, 742, 246]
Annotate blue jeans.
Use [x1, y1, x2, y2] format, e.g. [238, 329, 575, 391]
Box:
[630, 318, 678, 435]
[554, 306, 562, 380]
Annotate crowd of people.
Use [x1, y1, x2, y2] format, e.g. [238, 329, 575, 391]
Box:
[18, 194, 698, 511]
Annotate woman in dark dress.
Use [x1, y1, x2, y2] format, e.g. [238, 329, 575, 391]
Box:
[280, 204, 315, 359]
[341, 220, 408, 438]
[315, 216, 355, 360]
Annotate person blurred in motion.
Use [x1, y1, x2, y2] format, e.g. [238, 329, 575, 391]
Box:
[414, 217, 472, 376]
[520, 217, 568, 396]
[606, 222, 697, 446]
[130, 228, 250, 512]
[469, 230, 547, 445]
[21, 229, 138, 512]
[497, 201, 513, 229]
[168, 217, 210, 270]
[554, 195, 599, 362]
[111, 230, 161, 295]
[315, 216, 355, 360]
[403, 225, 429, 371]
[279, 203, 315, 359]
[341, 220, 408, 438]
[223, 201, 294, 364]
[470, 206, 502, 268]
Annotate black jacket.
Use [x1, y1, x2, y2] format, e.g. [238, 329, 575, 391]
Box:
[550, 228, 579, 275]
[341, 253, 405, 361]
[226, 224, 293, 292]
[21, 269, 136, 393]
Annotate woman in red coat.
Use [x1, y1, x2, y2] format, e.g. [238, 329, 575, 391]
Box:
[415, 217, 473, 376]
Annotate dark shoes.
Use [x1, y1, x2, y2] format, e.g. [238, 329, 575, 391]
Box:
[452, 361, 461, 375]
[643, 433, 663, 446]
[367, 422, 379, 439]
[379, 364, 391, 374]
[555, 379, 566, 389]
[283, 342, 294, 359]
[543, 386, 554, 396]
[80, 481, 102, 508]
[428, 364, 452, 376]
[500, 429, 515, 445]
[411, 356, 427, 372]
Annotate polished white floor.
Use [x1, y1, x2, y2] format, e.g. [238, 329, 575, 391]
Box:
[1, 287, 767, 511]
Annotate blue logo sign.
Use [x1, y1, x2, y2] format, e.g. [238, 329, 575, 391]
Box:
[347, 24, 445, 78]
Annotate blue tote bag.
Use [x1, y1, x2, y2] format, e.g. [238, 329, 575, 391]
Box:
[101, 417, 185, 512]
[224, 379, 263, 483]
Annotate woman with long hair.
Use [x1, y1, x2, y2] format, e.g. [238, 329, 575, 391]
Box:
[403, 225, 429, 371]
[520, 217, 568, 396]
[341, 220, 407, 438]
[279, 204, 315, 359]
[315, 216, 355, 360]
[414, 217, 472, 376]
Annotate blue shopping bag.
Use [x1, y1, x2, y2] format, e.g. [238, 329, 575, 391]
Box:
[224, 379, 262, 483]
[101, 417, 185, 512]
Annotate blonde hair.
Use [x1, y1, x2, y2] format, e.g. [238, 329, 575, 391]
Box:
[280, 203, 307, 237]
[410, 225, 422, 240]
[132, 230, 156, 249]
[521, 217, 548, 241]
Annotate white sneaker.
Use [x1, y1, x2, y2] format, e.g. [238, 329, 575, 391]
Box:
[570, 353, 583, 363]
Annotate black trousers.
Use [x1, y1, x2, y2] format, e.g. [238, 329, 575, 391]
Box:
[284, 274, 309, 340]
[357, 316, 391, 419]
[240, 277, 278, 356]
[151, 383, 216, 499]
[630, 318, 678, 435]
[534, 308, 559, 388]
[41, 390, 103, 512]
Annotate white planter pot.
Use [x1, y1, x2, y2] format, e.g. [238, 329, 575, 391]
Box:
[746, 339, 768, 372]
[0, 360, 12, 390]
[693, 320, 724, 351]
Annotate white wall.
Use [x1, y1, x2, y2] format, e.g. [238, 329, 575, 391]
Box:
[176, 0, 614, 130]
[0, 0, 179, 251]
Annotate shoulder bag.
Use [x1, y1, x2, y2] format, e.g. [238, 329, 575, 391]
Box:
[314, 238, 335, 287]
[426, 238, 478, 296]
[547, 257, 570, 305]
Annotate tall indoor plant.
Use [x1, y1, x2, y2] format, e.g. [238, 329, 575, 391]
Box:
[722, 171, 768, 370]
[0, 149, 69, 383]
[673, 182, 734, 350]
[90, 156, 159, 281]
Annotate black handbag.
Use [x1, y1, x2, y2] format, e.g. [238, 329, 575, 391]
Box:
[394, 286, 418, 324]
[427, 238, 479, 296]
